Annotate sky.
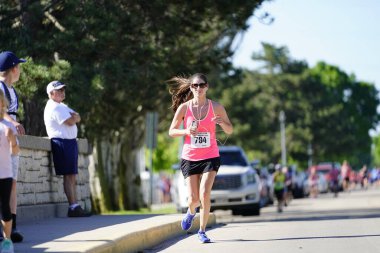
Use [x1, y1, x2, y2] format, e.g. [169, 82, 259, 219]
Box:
[232, 0, 380, 89]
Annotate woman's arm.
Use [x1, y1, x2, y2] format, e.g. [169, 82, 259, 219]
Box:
[212, 102, 233, 135]
[4, 112, 25, 135]
[169, 103, 193, 137]
[5, 127, 19, 155]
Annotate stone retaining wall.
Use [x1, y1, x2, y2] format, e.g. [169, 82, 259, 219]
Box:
[16, 135, 92, 222]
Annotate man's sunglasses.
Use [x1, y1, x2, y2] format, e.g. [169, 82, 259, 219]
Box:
[191, 82, 207, 89]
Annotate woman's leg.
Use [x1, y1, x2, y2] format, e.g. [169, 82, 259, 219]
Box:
[199, 170, 217, 231]
[186, 174, 201, 214]
[0, 178, 13, 239]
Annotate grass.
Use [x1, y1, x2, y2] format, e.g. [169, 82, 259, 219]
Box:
[103, 204, 178, 215]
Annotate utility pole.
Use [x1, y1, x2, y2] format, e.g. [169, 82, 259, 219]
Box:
[279, 110, 287, 166]
[146, 112, 158, 209]
[307, 142, 313, 168]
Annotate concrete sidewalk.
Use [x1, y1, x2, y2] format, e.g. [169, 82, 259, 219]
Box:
[13, 213, 216, 253]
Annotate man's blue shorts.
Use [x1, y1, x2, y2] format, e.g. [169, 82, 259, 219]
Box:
[51, 138, 78, 175]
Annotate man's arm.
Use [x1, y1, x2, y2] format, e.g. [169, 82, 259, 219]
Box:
[64, 112, 81, 126]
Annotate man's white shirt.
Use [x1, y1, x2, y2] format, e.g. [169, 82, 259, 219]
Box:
[44, 99, 78, 139]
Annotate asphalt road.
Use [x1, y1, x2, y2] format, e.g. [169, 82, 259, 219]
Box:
[143, 186, 380, 253]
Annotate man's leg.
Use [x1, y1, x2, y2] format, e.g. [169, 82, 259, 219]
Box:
[63, 174, 77, 205]
[64, 174, 90, 217]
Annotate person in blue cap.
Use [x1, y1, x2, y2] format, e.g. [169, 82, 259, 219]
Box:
[0, 51, 26, 243]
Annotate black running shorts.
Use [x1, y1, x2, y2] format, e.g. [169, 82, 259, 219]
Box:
[180, 157, 220, 179]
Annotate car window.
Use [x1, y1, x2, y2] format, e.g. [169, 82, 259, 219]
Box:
[317, 169, 330, 174]
[220, 150, 248, 166]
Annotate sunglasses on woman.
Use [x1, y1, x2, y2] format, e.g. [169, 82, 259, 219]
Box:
[191, 82, 208, 89]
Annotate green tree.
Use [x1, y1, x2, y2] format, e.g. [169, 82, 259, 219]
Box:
[304, 62, 379, 167]
[0, 0, 267, 211]
[372, 135, 380, 167]
[218, 43, 379, 169]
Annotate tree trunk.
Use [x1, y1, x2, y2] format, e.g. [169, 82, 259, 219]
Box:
[90, 129, 145, 213]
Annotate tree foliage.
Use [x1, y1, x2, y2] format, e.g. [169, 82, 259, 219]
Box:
[0, 0, 266, 211]
[219, 43, 379, 169]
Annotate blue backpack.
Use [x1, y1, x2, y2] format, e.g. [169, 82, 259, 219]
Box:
[1, 81, 19, 116]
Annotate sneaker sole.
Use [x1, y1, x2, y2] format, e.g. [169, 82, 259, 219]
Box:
[11, 232, 23, 243]
[181, 223, 193, 231]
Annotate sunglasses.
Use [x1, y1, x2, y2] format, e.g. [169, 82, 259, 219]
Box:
[191, 82, 207, 89]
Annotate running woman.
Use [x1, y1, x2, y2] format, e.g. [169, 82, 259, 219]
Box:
[168, 73, 233, 243]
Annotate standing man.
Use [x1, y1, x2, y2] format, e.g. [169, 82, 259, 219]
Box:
[43, 80, 90, 217]
[0, 51, 26, 243]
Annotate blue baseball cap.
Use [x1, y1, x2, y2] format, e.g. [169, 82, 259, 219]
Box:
[0, 51, 26, 72]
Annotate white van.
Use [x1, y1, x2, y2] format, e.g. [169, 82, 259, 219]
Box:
[171, 146, 261, 216]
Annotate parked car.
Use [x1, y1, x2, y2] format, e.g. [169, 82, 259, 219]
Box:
[313, 162, 342, 192]
[257, 166, 274, 206]
[293, 171, 309, 198]
[171, 146, 261, 216]
[316, 172, 329, 193]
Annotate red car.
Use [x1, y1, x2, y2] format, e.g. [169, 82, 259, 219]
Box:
[309, 162, 342, 190]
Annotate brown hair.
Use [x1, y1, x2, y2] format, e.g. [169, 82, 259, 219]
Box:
[0, 89, 7, 119]
[168, 73, 208, 112]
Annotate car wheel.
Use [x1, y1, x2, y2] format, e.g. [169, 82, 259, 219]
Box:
[232, 203, 260, 216]
[232, 208, 242, 216]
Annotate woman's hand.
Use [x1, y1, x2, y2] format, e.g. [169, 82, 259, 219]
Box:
[187, 125, 198, 136]
[212, 114, 224, 125]
[14, 122, 25, 135]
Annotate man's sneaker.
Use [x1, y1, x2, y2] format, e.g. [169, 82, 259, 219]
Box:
[1, 239, 14, 253]
[10, 229, 23, 243]
[67, 206, 92, 217]
[197, 231, 211, 243]
[181, 210, 195, 231]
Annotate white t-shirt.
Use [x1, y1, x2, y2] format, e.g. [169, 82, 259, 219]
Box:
[0, 119, 13, 179]
[44, 99, 78, 139]
[0, 82, 18, 121]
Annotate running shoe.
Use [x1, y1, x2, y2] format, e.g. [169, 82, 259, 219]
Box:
[197, 231, 211, 243]
[181, 210, 195, 231]
[1, 239, 14, 253]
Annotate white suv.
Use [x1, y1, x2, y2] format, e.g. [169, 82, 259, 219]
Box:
[171, 146, 261, 216]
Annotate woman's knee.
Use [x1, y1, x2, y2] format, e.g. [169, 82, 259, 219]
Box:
[188, 194, 200, 205]
[199, 190, 211, 203]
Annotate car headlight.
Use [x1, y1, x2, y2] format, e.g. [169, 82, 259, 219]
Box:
[246, 172, 256, 184]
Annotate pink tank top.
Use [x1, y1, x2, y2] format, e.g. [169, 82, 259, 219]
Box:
[181, 99, 219, 161]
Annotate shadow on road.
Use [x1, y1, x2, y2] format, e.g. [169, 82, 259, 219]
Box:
[223, 208, 380, 223]
[213, 233, 380, 243]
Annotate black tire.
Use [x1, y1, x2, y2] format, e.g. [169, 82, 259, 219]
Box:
[232, 203, 260, 216]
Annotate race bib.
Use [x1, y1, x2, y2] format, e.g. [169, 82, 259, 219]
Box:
[191, 132, 211, 148]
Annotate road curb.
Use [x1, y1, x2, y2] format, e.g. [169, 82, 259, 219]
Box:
[86, 213, 216, 253]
